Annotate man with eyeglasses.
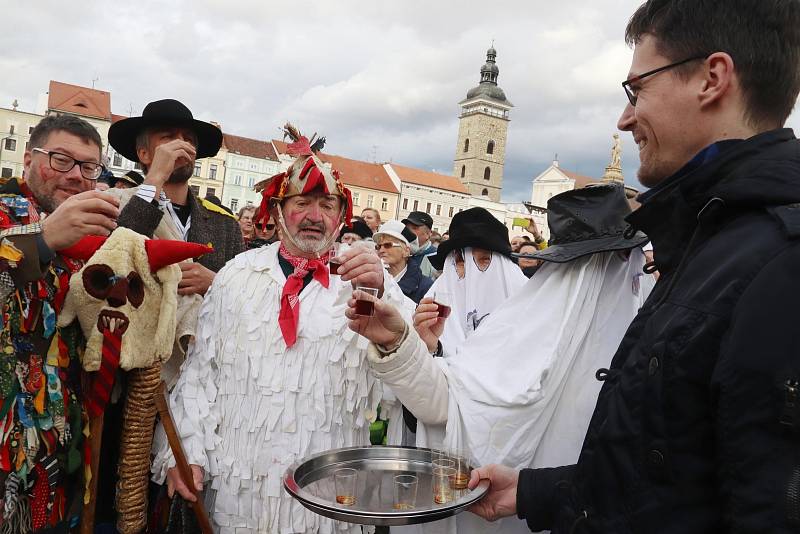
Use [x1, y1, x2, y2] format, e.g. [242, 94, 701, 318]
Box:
[470, 1, 800, 532]
[0, 114, 121, 530]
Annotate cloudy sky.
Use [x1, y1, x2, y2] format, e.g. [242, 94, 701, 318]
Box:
[4, 1, 800, 202]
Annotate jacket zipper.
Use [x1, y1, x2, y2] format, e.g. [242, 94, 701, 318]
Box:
[782, 379, 800, 525]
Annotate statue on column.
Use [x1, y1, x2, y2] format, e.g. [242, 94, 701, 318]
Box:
[610, 133, 622, 168]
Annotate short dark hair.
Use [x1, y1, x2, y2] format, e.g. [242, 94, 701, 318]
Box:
[625, 0, 800, 128]
[29, 114, 102, 154]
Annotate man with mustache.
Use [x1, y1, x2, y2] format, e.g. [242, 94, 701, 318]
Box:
[151, 125, 411, 533]
[109, 99, 244, 296]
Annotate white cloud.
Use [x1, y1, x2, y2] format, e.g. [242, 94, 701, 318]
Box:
[4, 0, 797, 203]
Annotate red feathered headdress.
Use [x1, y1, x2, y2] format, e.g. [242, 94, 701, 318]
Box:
[253, 123, 353, 228]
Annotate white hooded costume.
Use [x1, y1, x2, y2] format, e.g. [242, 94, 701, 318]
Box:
[368, 249, 654, 534]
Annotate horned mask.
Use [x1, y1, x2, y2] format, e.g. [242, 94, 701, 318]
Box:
[58, 228, 211, 371]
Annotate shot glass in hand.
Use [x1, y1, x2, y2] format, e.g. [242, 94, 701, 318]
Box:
[334, 468, 357, 506]
[393, 474, 418, 511]
[329, 242, 345, 275]
[354, 287, 379, 316]
[432, 291, 452, 319]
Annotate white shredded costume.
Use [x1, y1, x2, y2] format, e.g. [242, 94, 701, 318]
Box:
[152, 242, 409, 533]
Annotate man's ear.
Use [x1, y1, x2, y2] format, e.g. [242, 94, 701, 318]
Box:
[698, 52, 735, 109]
[23, 150, 32, 176]
[137, 146, 152, 168]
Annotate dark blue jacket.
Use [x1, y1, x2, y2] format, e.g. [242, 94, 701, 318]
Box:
[518, 129, 800, 533]
[397, 261, 433, 304]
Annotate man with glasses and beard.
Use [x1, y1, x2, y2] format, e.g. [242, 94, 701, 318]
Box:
[0, 114, 120, 530]
[108, 99, 243, 297]
[470, 1, 800, 532]
[151, 125, 410, 533]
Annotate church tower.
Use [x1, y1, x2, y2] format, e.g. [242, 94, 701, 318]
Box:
[453, 45, 513, 202]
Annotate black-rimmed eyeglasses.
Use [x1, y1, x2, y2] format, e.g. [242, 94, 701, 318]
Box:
[31, 148, 105, 180]
[622, 56, 706, 106]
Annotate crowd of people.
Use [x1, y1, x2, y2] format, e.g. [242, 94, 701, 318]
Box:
[1, 0, 800, 532]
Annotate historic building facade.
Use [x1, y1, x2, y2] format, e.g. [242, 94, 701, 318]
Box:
[452, 46, 512, 203]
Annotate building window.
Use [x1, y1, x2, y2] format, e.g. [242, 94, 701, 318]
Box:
[448, 206, 454, 217]
[234, 174, 242, 186]
[413, 199, 419, 211]
[250, 162, 258, 170]
[189, 185, 200, 196]
[8, 125, 14, 135]
[367, 195, 374, 208]
[436, 204, 442, 216]
[381, 198, 388, 211]
[484, 167, 491, 180]
[230, 198, 239, 212]
[206, 187, 216, 197]
[112, 152, 122, 167]
[402, 198, 408, 210]
[248, 176, 255, 188]
[0, 168, 11, 178]
[482, 188, 489, 196]
[463, 138, 469, 152]
[426, 202, 432, 213]
[194, 162, 202, 176]
[352, 192, 360, 206]
[460, 165, 465, 178]
[487, 140, 495, 154]
[209, 164, 218, 179]
[3, 139, 16, 151]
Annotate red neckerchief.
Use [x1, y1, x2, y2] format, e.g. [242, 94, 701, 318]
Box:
[278, 243, 330, 347]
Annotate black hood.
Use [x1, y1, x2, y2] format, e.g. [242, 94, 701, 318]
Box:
[628, 128, 800, 274]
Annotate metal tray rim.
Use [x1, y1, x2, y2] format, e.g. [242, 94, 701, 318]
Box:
[283, 445, 489, 526]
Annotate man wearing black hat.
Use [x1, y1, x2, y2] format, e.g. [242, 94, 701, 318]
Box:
[108, 99, 244, 297]
[402, 210, 437, 277]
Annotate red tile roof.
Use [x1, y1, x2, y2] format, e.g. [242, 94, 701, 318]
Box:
[388, 163, 470, 194]
[272, 140, 398, 194]
[48, 81, 111, 120]
[224, 133, 278, 161]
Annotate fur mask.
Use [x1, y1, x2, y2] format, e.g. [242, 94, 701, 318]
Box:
[58, 228, 211, 371]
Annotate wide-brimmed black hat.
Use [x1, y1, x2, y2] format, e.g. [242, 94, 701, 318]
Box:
[525, 183, 648, 263]
[108, 99, 223, 163]
[430, 207, 511, 270]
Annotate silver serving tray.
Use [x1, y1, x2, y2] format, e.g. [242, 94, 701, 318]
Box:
[283, 446, 489, 526]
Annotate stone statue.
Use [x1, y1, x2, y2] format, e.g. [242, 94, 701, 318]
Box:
[610, 133, 622, 168]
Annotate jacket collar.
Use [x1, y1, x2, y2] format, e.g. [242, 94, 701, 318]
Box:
[627, 128, 799, 274]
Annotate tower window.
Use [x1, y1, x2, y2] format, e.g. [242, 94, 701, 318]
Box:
[487, 140, 495, 155]
[464, 139, 469, 152]
[484, 167, 491, 180]
[460, 165, 465, 178]
[482, 188, 489, 196]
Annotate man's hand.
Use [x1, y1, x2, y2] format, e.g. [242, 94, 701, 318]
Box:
[413, 297, 445, 353]
[338, 242, 385, 294]
[178, 262, 215, 296]
[166, 464, 204, 502]
[467, 464, 519, 522]
[345, 291, 407, 347]
[143, 139, 197, 189]
[41, 190, 120, 251]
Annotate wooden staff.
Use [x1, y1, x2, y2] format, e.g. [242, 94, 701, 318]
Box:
[154, 381, 214, 534]
[79, 415, 104, 534]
